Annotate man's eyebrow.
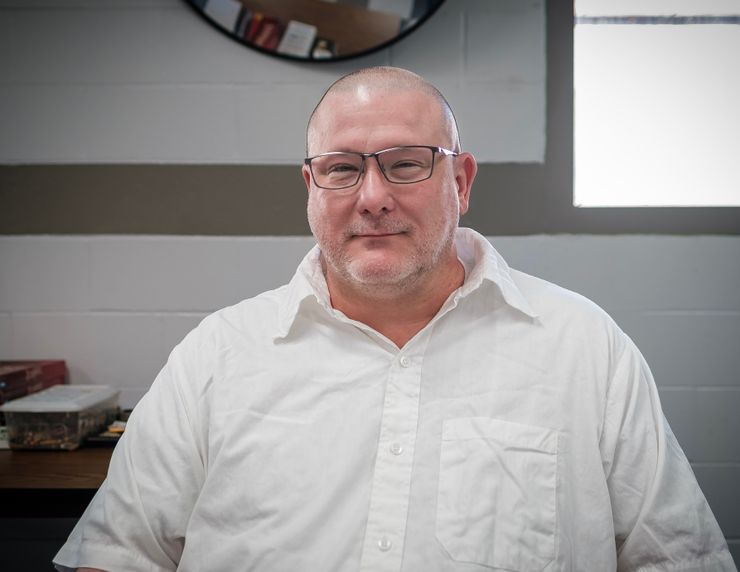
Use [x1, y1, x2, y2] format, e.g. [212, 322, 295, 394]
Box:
[309, 148, 360, 155]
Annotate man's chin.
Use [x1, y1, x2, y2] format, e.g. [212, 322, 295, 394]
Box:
[346, 261, 416, 288]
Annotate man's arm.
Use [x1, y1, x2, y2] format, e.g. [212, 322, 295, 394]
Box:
[53, 326, 213, 571]
[600, 337, 735, 570]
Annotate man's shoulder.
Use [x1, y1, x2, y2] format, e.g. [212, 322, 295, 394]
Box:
[180, 282, 294, 348]
[509, 267, 618, 331]
[506, 268, 632, 375]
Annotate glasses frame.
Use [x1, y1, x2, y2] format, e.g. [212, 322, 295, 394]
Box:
[304, 145, 459, 190]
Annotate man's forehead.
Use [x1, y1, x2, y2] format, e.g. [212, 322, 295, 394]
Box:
[310, 87, 444, 136]
[309, 91, 445, 152]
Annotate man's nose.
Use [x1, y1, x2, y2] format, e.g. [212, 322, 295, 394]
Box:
[355, 160, 395, 215]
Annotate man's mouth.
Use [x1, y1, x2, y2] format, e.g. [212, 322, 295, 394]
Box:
[354, 232, 401, 237]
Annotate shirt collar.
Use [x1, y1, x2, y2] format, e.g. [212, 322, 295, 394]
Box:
[274, 244, 328, 339]
[275, 227, 537, 339]
[453, 227, 538, 319]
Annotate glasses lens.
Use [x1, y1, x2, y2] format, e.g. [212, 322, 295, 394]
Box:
[311, 153, 363, 189]
[378, 147, 434, 183]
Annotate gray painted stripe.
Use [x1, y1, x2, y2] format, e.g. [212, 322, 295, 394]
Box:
[1, 163, 738, 235]
[0, 165, 308, 236]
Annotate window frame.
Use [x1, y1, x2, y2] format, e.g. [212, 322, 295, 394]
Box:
[461, 1, 740, 235]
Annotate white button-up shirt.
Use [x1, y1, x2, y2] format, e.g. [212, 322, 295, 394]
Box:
[54, 228, 735, 572]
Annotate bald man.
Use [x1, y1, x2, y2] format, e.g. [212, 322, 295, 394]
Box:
[55, 68, 735, 572]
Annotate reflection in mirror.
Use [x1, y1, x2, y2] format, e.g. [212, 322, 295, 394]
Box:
[186, 0, 446, 61]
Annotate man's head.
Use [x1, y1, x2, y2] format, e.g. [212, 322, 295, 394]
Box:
[306, 67, 461, 156]
[303, 67, 477, 296]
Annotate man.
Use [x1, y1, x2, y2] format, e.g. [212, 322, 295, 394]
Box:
[55, 67, 735, 571]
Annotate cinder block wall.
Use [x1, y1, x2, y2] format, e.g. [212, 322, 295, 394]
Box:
[0, 0, 545, 163]
[0, 0, 738, 564]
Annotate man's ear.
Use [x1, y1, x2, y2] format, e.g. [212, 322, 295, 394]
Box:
[302, 164, 312, 194]
[454, 152, 478, 216]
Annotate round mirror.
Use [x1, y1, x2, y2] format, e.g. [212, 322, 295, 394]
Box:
[185, 0, 446, 62]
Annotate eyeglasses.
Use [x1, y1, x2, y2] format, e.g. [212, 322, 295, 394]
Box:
[304, 145, 459, 190]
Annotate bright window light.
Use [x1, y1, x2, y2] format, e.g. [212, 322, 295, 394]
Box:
[574, 0, 740, 207]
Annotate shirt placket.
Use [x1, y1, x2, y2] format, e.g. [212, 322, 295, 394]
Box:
[358, 341, 426, 572]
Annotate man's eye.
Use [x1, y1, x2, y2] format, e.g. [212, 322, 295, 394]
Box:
[391, 160, 424, 169]
[327, 163, 359, 173]
[391, 159, 426, 173]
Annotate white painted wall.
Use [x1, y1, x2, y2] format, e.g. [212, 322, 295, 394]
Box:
[0, 0, 545, 164]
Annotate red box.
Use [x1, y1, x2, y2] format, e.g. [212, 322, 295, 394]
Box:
[0, 360, 68, 405]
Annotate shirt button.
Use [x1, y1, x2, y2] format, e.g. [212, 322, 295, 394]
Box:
[399, 356, 411, 367]
[378, 536, 393, 552]
[390, 442, 403, 455]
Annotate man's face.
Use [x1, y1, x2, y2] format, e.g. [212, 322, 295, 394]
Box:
[303, 87, 472, 291]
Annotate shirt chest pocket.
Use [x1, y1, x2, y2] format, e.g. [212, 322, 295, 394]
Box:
[436, 417, 558, 571]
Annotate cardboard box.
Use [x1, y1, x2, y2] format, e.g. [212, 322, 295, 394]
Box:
[0, 360, 67, 405]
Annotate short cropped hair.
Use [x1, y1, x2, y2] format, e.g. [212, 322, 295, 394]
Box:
[306, 66, 461, 155]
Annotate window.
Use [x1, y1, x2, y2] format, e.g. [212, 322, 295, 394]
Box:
[574, 0, 740, 207]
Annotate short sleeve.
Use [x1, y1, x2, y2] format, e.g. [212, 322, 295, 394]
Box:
[53, 326, 215, 572]
[600, 337, 736, 571]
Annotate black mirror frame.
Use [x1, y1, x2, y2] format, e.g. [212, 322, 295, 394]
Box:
[183, 0, 447, 63]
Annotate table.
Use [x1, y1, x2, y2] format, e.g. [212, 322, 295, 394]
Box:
[0, 447, 113, 517]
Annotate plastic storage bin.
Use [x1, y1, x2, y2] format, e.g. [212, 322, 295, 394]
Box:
[0, 385, 120, 450]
